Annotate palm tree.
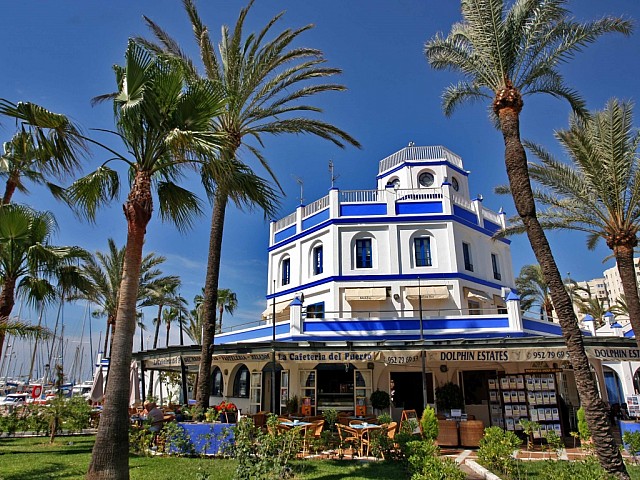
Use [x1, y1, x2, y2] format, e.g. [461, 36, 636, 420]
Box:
[186, 290, 205, 345]
[136, 312, 146, 352]
[499, 100, 640, 348]
[0, 100, 87, 204]
[162, 306, 183, 348]
[216, 288, 237, 332]
[80, 238, 180, 357]
[515, 264, 553, 321]
[143, 282, 186, 397]
[141, 0, 361, 410]
[611, 295, 630, 318]
[0, 204, 88, 358]
[66, 42, 225, 479]
[424, 1, 631, 476]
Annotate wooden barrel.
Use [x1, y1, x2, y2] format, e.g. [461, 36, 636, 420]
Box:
[436, 420, 459, 446]
[459, 420, 485, 447]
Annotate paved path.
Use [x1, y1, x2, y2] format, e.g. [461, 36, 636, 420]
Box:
[459, 463, 484, 479]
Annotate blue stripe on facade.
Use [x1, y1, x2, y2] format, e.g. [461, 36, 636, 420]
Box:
[522, 319, 563, 336]
[625, 330, 635, 338]
[266, 272, 506, 300]
[274, 225, 296, 243]
[301, 208, 330, 230]
[453, 205, 478, 225]
[396, 201, 443, 215]
[377, 160, 469, 179]
[214, 323, 290, 344]
[269, 214, 510, 252]
[484, 220, 501, 233]
[340, 203, 387, 216]
[303, 317, 509, 333]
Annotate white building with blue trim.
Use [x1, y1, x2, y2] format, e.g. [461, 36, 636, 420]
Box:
[136, 145, 640, 441]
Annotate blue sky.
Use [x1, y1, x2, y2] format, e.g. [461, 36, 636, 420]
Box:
[2, 1, 639, 379]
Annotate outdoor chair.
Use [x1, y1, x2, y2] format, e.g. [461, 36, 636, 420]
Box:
[310, 419, 325, 438]
[336, 424, 359, 458]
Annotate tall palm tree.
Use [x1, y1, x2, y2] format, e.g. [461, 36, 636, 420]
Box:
[499, 100, 640, 348]
[0, 100, 87, 204]
[67, 41, 225, 479]
[0, 204, 88, 358]
[143, 282, 186, 397]
[186, 290, 205, 345]
[216, 288, 237, 332]
[80, 238, 180, 357]
[515, 264, 553, 321]
[141, 0, 361, 410]
[424, 1, 631, 476]
[162, 306, 183, 348]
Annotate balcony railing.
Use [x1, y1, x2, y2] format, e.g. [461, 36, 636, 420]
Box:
[340, 189, 384, 203]
[274, 212, 296, 232]
[302, 195, 330, 218]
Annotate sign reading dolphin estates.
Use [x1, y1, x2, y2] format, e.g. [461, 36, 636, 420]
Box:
[376, 346, 640, 365]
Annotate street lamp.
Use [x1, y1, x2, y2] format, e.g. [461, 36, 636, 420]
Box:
[272, 279, 277, 414]
[418, 277, 428, 409]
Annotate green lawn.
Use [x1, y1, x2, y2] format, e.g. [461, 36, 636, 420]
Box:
[0, 436, 402, 480]
[483, 458, 640, 480]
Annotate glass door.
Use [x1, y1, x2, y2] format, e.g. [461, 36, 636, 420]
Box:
[280, 370, 290, 415]
[249, 371, 262, 414]
[354, 370, 372, 416]
[300, 370, 317, 416]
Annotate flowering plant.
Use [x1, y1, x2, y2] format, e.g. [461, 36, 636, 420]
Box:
[214, 401, 238, 413]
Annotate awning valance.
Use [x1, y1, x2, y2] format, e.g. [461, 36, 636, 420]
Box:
[466, 288, 493, 303]
[406, 285, 449, 300]
[261, 301, 291, 318]
[345, 287, 387, 302]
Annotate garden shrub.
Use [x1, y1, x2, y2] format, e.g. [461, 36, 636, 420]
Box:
[322, 408, 338, 431]
[233, 414, 301, 480]
[477, 426, 521, 476]
[406, 439, 465, 480]
[420, 406, 438, 441]
[540, 456, 613, 480]
[577, 407, 591, 443]
[623, 430, 640, 464]
[162, 421, 195, 455]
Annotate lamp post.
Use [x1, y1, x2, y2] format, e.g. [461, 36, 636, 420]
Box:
[272, 279, 277, 414]
[418, 277, 428, 409]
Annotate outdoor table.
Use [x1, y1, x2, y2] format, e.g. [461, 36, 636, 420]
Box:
[279, 420, 312, 428]
[279, 421, 313, 454]
[349, 423, 381, 456]
[170, 422, 235, 455]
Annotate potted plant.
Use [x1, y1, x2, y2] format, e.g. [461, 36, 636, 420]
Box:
[285, 395, 299, 415]
[435, 382, 464, 415]
[214, 401, 238, 423]
[370, 390, 391, 414]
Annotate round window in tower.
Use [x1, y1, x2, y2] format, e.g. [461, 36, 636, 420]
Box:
[451, 177, 460, 191]
[418, 172, 435, 188]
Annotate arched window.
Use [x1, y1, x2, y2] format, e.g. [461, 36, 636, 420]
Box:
[233, 365, 250, 398]
[212, 367, 223, 397]
[312, 244, 323, 275]
[281, 257, 291, 286]
[414, 237, 432, 267]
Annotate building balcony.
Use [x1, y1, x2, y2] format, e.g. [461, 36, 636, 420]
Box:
[213, 302, 572, 347]
[270, 185, 505, 246]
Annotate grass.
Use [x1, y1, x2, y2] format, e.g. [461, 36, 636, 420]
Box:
[483, 458, 640, 479]
[0, 435, 403, 480]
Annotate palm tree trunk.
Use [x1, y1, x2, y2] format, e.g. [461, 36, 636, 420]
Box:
[196, 190, 228, 411]
[165, 323, 170, 348]
[614, 243, 640, 350]
[102, 316, 112, 358]
[0, 276, 17, 358]
[147, 306, 163, 397]
[88, 171, 153, 480]
[497, 95, 628, 479]
[2, 174, 19, 205]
